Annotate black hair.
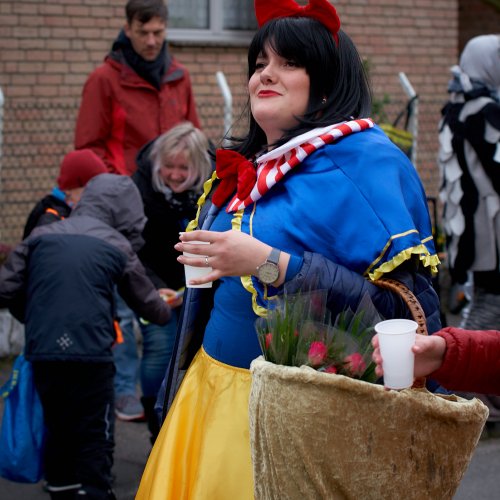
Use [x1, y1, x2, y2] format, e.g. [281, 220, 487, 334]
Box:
[125, 0, 168, 25]
[232, 17, 372, 158]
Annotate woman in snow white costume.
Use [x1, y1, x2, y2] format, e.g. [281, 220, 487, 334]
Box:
[137, 0, 441, 498]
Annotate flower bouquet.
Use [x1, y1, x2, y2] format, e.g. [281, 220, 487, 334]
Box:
[249, 281, 488, 500]
[255, 290, 380, 382]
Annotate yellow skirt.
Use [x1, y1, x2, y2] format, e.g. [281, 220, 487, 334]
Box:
[136, 348, 254, 500]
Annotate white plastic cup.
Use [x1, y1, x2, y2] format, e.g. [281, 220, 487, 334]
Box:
[183, 241, 212, 289]
[375, 319, 418, 390]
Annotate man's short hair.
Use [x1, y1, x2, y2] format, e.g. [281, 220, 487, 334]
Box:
[125, 0, 168, 25]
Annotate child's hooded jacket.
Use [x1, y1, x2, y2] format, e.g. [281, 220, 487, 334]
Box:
[0, 174, 170, 362]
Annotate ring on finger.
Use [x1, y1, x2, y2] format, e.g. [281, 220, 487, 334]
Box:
[205, 256, 210, 267]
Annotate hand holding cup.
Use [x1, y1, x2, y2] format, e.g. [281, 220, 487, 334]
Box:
[374, 319, 418, 390]
[180, 237, 213, 289]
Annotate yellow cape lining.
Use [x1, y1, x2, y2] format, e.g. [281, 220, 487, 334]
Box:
[367, 244, 440, 281]
[237, 204, 276, 317]
[185, 172, 276, 317]
[186, 171, 218, 232]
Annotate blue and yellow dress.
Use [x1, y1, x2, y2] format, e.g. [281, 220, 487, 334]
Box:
[137, 123, 439, 499]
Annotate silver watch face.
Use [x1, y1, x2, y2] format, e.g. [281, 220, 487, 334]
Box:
[258, 262, 279, 284]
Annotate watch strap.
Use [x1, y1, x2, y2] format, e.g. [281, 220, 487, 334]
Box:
[267, 247, 281, 266]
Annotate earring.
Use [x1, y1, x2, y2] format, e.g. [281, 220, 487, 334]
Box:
[321, 97, 327, 105]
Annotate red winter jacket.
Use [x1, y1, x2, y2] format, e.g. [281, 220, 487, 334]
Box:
[74, 54, 200, 176]
[432, 327, 500, 395]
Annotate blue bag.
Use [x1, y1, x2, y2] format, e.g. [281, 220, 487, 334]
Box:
[0, 353, 46, 483]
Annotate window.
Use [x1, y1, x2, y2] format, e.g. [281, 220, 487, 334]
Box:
[167, 0, 257, 44]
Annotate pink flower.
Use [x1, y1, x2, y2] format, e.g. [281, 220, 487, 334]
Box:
[344, 352, 366, 376]
[308, 341, 328, 367]
[324, 365, 338, 374]
[265, 333, 273, 350]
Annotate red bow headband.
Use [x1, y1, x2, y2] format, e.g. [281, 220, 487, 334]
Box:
[255, 0, 340, 45]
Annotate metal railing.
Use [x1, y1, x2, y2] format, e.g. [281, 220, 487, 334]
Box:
[216, 71, 233, 146]
[398, 72, 418, 167]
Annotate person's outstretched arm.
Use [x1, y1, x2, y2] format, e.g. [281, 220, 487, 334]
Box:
[0, 241, 30, 322]
[372, 327, 500, 395]
[431, 327, 500, 394]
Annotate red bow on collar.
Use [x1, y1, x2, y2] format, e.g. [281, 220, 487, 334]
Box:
[255, 0, 340, 45]
[212, 150, 257, 208]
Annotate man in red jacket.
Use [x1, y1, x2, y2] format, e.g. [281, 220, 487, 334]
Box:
[74, 0, 200, 176]
[74, 0, 200, 424]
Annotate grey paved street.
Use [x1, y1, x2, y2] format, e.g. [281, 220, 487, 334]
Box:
[0, 414, 151, 500]
[1, 373, 500, 500]
[0, 356, 150, 500]
[0, 306, 499, 499]
[455, 438, 500, 500]
[1, 411, 499, 500]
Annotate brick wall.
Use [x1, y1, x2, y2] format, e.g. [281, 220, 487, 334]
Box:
[0, 0, 461, 245]
[459, 0, 500, 50]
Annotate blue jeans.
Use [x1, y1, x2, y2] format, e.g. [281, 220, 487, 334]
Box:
[113, 292, 139, 397]
[139, 308, 178, 398]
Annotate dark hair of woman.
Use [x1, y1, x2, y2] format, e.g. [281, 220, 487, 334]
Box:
[232, 17, 372, 158]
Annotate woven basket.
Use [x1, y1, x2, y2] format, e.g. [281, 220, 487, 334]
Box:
[249, 279, 488, 500]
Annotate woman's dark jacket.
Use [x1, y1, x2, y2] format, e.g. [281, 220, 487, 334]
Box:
[157, 196, 442, 419]
[0, 174, 171, 362]
[132, 141, 199, 290]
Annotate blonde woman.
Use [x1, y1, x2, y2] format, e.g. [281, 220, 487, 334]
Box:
[131, 122, 212, 442]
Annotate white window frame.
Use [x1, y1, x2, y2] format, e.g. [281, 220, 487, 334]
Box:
[167, 0, 257, 45]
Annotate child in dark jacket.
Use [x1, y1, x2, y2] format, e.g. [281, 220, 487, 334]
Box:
[0, 174, 171, 500]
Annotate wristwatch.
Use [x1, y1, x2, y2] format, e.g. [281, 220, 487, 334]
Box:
[256, 247, 281, 285]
